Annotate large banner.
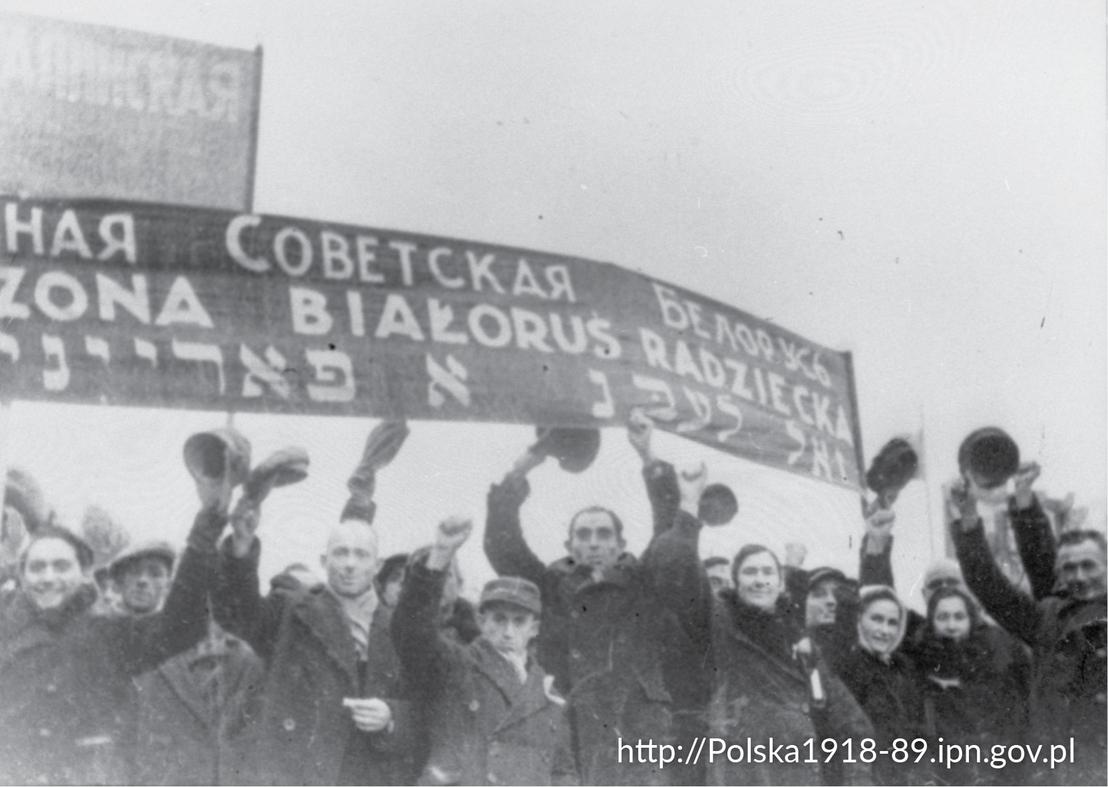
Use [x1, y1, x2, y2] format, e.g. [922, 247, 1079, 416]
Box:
[0, 13, 260, 210]
[0, 197, 864, 490]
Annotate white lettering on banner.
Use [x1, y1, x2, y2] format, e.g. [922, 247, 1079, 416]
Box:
[468, 304, 512, 348]
[786, 419, 851, 483]
[222, 216, 577, 301]
[639, 327, 852, 446]
[716, 395, 743, 443]
[134, 338, 157, 367]
[171, 340, 226, 394]
[512, 308, 553, 353]
[84, 336, 110, 364]
[587, 369, 615, 418]
[42, 335, 69, 391]
[241, 345, 291, 399]
[35, 272, 87, 321]
[0, 332, 19, 362]
[0, 266, 213, 329]
[2, 203, 136, 263]
[427, 353, 471, 409]
[305, 350, 354, 402]
[427, 298, 468, 345]
[631, 373, 678, 421]
[652, 282, 837, 390]
[375, 294, 425, 341]
[676, 387, 712, 433]
[289, 287, 332, 335]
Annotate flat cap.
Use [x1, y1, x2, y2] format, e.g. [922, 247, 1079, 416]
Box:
[479, 576, 542, 616]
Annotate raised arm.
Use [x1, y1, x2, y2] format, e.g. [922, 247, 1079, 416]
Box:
[858, 503, 896, 588]
[642, 462, 712, 646]
[113, 475, 231, 675]
[1008, 463, 1057, 599]
[211, 499, 286, 660]
[483, 450, 547, 587]
[948, 479, 1042, 645]
[628, 409, 680, 538]
[391, 516, 471, 689]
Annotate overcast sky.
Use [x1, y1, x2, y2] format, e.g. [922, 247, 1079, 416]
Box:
[1, 0, 1104, 606]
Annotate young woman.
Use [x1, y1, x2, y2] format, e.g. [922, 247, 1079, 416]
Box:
[915, 586, 1028, 785]
[838, 585, 928, 786]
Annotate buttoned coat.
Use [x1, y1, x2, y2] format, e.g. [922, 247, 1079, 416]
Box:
[484, 475, 687, 785]
[393, 561, 576, 786]
[212, 538, 416, 785]
[132, 638, 264, 785]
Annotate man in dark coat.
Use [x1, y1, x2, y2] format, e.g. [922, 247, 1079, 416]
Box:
[0, 480, 225, 784]
[483, 434, 688, 785]
[132, 618, 264, 785]
[950, 476, 1107, 785]
[394, 516, 576, 786]
[212, 505, 416, 785]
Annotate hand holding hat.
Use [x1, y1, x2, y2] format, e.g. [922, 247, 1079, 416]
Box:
[243, 447, 310, 507]
[348, 420, 410, 498]
[81, 505, 130, 569]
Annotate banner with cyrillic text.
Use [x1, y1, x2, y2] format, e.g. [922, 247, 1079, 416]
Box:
[0, 13, 260, 210]
[0, 197, 864, 490]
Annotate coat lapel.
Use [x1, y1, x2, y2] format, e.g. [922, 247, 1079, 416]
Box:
[156, 651, 216, 729]
[495, 664, 555, 732]
[292, 589, 358, 689]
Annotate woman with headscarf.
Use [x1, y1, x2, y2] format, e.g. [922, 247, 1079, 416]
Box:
[838, 585, 927, 786]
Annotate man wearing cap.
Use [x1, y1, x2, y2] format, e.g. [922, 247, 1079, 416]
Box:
[394, 516, 575, 786]
[109, 541, 176, 616]
[0, 467, 227, 784]
[483, 419, 692, 785]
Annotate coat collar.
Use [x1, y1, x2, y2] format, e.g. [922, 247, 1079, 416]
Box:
[548, 552, 639, 590]
[153, 650, 216, 728]
[290, 586, 359, 687]
[712, 597, 807, 685]
[0, 585, 96, 667]
[470, 638, 556, 729]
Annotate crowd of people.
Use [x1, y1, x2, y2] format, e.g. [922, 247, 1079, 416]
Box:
[0, 412, 1104, 786]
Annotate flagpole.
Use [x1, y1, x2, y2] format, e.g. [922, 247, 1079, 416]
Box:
[918, 404, 937, 561]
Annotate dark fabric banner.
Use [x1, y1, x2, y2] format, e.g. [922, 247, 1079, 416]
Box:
[0, 197, 863, 489]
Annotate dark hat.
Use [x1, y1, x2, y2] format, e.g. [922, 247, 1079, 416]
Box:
[699, 483, 739, 526]
[531, 427, 601, 473]
[244, 446, 310, 504]
[866, 438, 919, 497]
[807, 566, 848, 593]
[108, 540, 176, 580]
[958, 427, 1019, 490]
[479, 576, 542, 616]
[183, 428, 252, 486]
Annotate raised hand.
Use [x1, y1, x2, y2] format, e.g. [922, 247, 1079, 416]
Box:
[784, 542, 808, 569]
[1012, 461, 1041, 509]
[229, 496, 261, 557]
[677, 461, 708, 516]
[947, 477, 979, 531]
[863, 507, 896, 553]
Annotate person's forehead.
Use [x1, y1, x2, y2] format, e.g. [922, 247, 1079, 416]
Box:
[809, 578, 839, 596]
[326, 522, 378, 552]
[126, 556, 170, 573]
[26, 537, 78, 564]
[1059, 540, 1105, 564]
[866, 598, 900, 616]
[934, 596, 967, 614]
[571, 510, 615, 531]
[739, 551, 776, 569]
